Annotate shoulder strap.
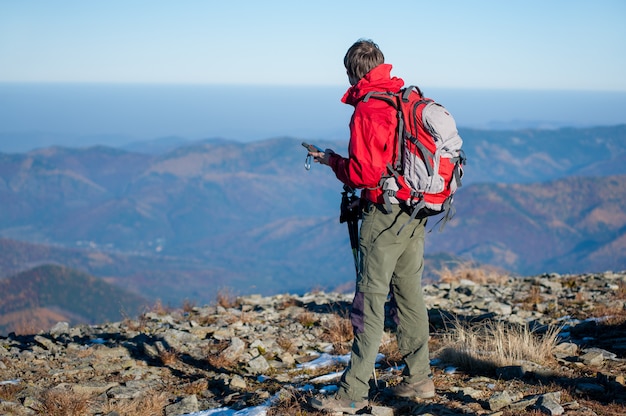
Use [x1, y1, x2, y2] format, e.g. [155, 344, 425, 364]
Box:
[361, 90, 404, 172]
[362, 90, 397, 107]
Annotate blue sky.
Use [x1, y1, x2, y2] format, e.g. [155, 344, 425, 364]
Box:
[1, 0, 625, 91]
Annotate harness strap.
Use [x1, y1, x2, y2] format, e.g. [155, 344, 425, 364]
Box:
[427, 196, 455, 233]
[397, 199, 425, 235]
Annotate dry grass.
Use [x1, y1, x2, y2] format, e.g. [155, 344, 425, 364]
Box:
[378, 332, 403, 367]
[148, 299, 173, 316]
[121, 313, 150, 332]
[95, 389, 169, 416]
[205, 339, 237, 369]
[437, 262, 510, 285]
[0, 383, 22, 402]
[297, 311, 318, 328]
[224, 310, 255, 325]
[179, 378, 209, 396]
[275, 296, 298, 311]
[276, 336, 297, 354]
[321, 312, 354, 354]
[267, 387, 323, 416]
[159, 348, 179, 366]
[616, 280, 626, 299]
[436, 318, 562, 373]
[36, 388, 92, 416]
[182, 298, 197, 313]
[585, 302, 626, 326]
[524, 285, 543, 305]
[216, 287, 240, 309]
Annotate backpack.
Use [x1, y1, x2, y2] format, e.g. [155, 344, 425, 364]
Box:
[363, 85, 466, 231]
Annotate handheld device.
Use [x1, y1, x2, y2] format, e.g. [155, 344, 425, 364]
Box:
[302, 142, 323, 170]
[301, 142, 323, 153]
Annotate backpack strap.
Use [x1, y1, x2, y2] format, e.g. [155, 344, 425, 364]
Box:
[428, 196, 456, 233]
[402, 85, 423, 101]
[363, 90, 405, 175]
[396, 198, 426, 235]
[453, 149, 467, 188]
[362, 90, 397, 105]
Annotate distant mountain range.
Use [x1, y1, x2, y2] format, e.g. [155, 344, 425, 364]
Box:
[0, 264, 148, 334]
[1, 125, 625, 312]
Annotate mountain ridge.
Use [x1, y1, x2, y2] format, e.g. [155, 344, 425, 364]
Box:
[1, 127, 625, 306]
[0, 264, 149, 334]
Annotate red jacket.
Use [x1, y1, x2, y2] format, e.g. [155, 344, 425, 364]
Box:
[329, 63, 404, 204]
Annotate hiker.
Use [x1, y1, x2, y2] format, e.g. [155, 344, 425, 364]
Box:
[309, 39, 434, 413]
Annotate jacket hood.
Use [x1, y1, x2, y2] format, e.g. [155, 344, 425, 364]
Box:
[341, 63, 404, 106]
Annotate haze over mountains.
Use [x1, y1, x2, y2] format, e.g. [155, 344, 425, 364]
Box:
[1, 124, 625, 323]
[2, 84, 626, 153]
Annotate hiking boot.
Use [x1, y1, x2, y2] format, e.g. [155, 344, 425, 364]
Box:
[385, 378, 435, 399]
[309, 394, 369, 414]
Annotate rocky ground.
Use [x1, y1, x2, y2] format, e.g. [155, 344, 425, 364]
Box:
[1, 271, 626, 415]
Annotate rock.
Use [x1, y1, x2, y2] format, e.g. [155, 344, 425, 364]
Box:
[1, 271, 625, 415]
[220, 337, 246, 362]
[537, 392, 564, 415]
[488, 302, 513, 315]
[370, 405, 394, 416]
[247, 354, 270, 374]
[165, 395, 199, 415]
[489, 390, 514, 411]
[49, 321, 70, 336]
[33, 335, 57, 351]
[230, 374, 247, 390]
[580, 350, 605, 366]
[554, 342, 578, 356]
[107, 384, 146, 399]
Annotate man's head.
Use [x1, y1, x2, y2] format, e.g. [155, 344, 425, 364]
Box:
[344, 39, 384, 86]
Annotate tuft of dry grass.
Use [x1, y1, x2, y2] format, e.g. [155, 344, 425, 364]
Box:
[518, 285, 543, 311]
[224, 310, 255, 325]
[0, 383, 22, 402]
[36, 388, 92, 416]
[159, 348, 179, 366]
[378, 332, 403, 367]
[297, 311, 318, 328]
[436, 318, 562, 373]
[122, 313, 150, 332]
[321, 312, 354, 354]
[205, 339, 237, 369]
[437, 262, 510, 285]
[586, 303, 626, 326]
[526, 285, 543, 304]
[95, 389, 169, 416]
[215, 287, 240, 309]
[276, 336, 297, 354]
[148, 299, 173, 316]
[275, 296, 298, 311]
[179, 379, 209, 396]
[267, 387, 323, 416]
[182, 298, 196, 313]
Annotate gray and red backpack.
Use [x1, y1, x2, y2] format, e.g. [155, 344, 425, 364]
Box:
[363, 86, 466, 230]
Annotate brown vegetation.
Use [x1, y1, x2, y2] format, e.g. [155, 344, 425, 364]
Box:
[321, 312, 354, 355]
[436, 319, 562, 372]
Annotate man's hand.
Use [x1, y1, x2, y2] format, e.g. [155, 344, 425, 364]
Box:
[309, 148, 335, 166]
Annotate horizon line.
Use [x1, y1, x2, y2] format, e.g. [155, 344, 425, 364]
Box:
[1, 81, 625, 94]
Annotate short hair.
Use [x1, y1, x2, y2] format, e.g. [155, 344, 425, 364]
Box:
[344, 39, 385, 83]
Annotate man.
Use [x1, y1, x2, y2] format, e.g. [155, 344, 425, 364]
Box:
[309, 39, 434, 413]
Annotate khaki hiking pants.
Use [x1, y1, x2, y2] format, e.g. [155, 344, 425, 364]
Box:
[338, 202, 430, 401]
